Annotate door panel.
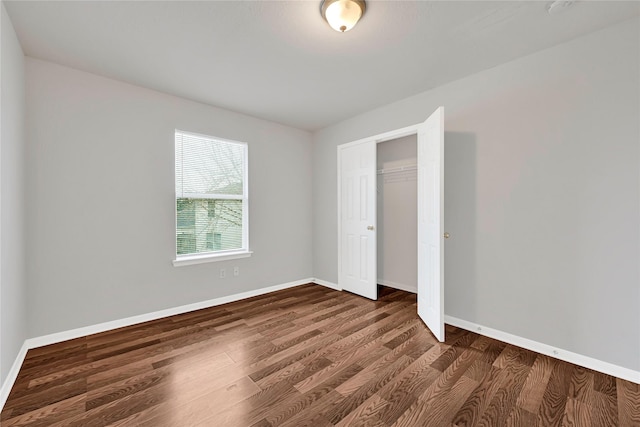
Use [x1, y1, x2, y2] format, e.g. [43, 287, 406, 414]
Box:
[417, 107, 445, 342]
[339, 140, 377, 300]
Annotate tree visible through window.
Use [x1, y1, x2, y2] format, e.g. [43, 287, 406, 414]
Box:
[175, 131, 248, 257]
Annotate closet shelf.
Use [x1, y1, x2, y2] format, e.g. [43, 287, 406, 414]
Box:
[377, 164, 417, 175]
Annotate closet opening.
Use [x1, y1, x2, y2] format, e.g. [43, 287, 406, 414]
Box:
[377, 134, 418, 294]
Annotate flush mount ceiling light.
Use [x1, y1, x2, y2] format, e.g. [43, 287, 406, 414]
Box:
[321, 0, 366, 32]
[547, 0, 574, 15]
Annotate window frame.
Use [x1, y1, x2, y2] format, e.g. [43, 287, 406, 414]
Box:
[173, 130, 252, 267]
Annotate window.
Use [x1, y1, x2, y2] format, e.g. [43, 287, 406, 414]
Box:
[174, 130, 250, 265]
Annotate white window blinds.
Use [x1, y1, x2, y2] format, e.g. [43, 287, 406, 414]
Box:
[175, 131, 248, 257]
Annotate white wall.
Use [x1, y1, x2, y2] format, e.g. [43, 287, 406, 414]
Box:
[377, 135, 417, 292]
[313, 18, 640, 371]
[26, 58, 313, 337]
[0, 3, 27, 384]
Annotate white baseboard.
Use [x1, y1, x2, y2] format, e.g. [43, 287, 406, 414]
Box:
[445, 315, 640, 385]
[0, 277, 315, 411]
[312, 278, 341, 291]
[377, 279, 417, 294]
[0, 342, 29, 411]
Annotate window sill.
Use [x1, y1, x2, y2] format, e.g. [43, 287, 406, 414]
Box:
[173, 250, 253, 267]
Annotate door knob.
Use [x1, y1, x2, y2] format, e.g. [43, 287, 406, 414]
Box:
[367, 225, 375, 231]
[444, 232, 450, 239]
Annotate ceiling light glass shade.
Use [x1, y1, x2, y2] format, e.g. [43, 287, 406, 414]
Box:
[321, 0, 366, 32]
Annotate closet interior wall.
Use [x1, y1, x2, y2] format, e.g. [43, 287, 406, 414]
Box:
[376, 135, 418, 293]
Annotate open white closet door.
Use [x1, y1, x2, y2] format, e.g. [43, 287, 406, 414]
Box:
[338, 140, 377, 300]
[417, 107, 445, 342]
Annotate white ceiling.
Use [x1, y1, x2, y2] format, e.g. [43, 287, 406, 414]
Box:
[5, 1, 639, 131]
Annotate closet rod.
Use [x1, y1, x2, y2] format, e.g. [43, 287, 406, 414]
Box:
[376, 164, 417, 175]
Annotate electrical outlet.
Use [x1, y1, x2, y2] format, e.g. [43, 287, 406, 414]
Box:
[220, 268, 226, 279]
[234, 266, 239, 276]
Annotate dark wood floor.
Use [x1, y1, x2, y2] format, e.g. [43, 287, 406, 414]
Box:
[1, 284, 638, 426]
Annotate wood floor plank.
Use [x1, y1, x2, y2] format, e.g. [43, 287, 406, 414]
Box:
[536, 360, 573, 427]
[100, 401, 172, 427]
[377, 346, 449, 425]
[50, 381, 168, 427]
[88, 336, 235, 392]
[292, 343, 388, 394]
[140, 376, 261, 427]
[309, 303, 360, 324]
[2, 284, 636, 427]
[415, 374, 480, 427]
[1, 394, 86, 427]
[392, 344, 483, 427]
[476, 347, 533, 427]
[333, 394, 390, 427]
[431, 332, 480, 372]
[505, 407, 538, 427]
[195, 379, 299, 426]
[616, 379, 640, 427]
[591, 391, 619, 427]
[517, 354, 555, 414]
[452, 365, 509, 427]
[264, 389, 344, 427]
[560, 397, 591, 427]
[567, 365, 594, 405]
[4, 377, 87, 419]
[324, 355, 414, 424]
[247, 332, 344, 383]
[271, 356, 334, 389]
[334, 330, 431, 397]
[85, 367, 171, 411]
